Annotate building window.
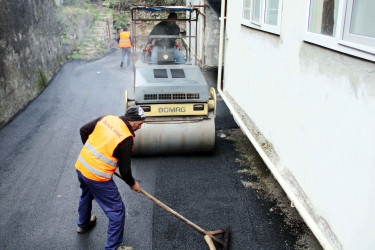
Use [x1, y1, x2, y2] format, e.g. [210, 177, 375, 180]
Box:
[243, 0, 251, 20]
[305, 0, 375, 61]
[342, 0, 375, 47]
[241, 0, 282, 35]
[251, 0, 262, 24]
[308, 0, 339, 36]
[265, 0, 280, 26]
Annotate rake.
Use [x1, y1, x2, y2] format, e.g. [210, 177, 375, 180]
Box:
[114, 172, 229, 250]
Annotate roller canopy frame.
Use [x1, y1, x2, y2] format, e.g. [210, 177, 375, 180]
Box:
[129, 5, 215, 155]
[131, 6, 194, 12]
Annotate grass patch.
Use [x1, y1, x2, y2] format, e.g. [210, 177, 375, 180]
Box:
[37, 70, 48, 93]
[113, 13, 128, 30]
[86, 3, 99, 22]
[226, 128, 322, 249]
[69, 49, 82, 59]
[56, 56, 64, 67]
[226, 129, 271, 192]
[60, 34, 69, 44]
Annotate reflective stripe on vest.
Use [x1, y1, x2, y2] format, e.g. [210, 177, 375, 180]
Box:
[119, 32, 131, 47]
[84, 141, 117, 167]
[75, 115, 133, 181]
[78, 155, 113, 179]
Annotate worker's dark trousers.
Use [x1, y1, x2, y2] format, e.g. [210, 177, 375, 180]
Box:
[76, 170, 125, 250]
[121, 47, 131, 66]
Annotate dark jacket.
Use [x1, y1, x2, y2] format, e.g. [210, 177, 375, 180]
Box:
[148, 21, 180, 48]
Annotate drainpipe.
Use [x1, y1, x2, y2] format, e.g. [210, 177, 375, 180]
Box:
[216, 1, 334, 249]
[200, 0, 205, 67]
[217, 0, 226, 91]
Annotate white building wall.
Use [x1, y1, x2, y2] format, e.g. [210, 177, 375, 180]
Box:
[223, 0, 375, 249]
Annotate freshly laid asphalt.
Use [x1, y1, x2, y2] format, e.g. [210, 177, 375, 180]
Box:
[0, 50, 302, 249]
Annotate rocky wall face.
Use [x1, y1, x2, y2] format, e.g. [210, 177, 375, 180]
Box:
[0, 0, 93, 127]
[204, 5, 220, 67]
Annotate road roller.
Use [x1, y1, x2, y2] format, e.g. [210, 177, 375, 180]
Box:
[126, 6, 217, 155]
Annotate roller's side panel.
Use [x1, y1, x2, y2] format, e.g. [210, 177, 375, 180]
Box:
[133, 119, 215, 155]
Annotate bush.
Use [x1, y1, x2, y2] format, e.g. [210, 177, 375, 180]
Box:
[113, 13, 128, 30]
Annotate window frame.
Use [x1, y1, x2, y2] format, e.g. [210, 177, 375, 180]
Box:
[241, 0, 283, 35]
[304, 0, 375, 62]
[341, 0, 375, 48]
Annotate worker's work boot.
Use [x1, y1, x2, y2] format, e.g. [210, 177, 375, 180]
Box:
[76, 215, 96, 234]
[120, 62, 123, 68]
[117, 246, 133, 250]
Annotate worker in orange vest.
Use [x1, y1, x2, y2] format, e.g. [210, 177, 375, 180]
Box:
[75, 106, 145, 250]
[117, 26, 133, 68]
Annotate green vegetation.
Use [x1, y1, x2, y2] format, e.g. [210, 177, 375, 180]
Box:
[62, 5, 89, 14]
[54, 9, 66, 33]
[97, 48, 105, 54]
[102, 0, 130, 30]
[86, 3, 99, 22]
[227, 128, 270, 192]
[60, 34, 69, 44]
[65, 0, 188, 60]
[37, 70, 48, 93]
[64, 1, 100, 60]
[69, 49, 82, 60]
[113, 13, 128, 30]
[56, 56, 63, 67]
[105, 0, 187, 30]
[120, 0, 185, 6]
[104, 0, 130, 10]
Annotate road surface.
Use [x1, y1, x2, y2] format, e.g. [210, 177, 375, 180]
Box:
[0, 50, 305, 249]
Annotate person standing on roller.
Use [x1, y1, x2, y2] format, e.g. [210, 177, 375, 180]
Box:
[75, 106, 146, 250]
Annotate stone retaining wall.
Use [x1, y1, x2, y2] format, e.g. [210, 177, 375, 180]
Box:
[0, 0, 94, 127]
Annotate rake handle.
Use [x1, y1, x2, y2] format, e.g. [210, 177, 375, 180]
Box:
[114, 172, 224, 246]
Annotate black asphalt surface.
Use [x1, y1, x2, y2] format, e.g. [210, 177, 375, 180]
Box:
[0, 50, 300, 249]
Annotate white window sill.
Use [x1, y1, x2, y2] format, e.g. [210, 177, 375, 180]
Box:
[241, 19, 281, 35]
[304, 32, 375, 62]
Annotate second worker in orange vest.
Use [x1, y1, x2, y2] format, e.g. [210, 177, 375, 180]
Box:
[75, 106, 145, 250]
[117, 26, 132, 68]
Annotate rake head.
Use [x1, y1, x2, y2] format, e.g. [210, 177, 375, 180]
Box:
[204, 226, 230, 250]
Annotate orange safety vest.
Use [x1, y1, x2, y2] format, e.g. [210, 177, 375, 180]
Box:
[75, 115, 134, 181]
[119, 31, 131, 48]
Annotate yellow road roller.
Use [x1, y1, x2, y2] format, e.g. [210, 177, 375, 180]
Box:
[126, 6, 217, 155]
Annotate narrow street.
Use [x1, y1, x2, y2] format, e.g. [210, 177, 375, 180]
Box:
[0, 50, 318, 249]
